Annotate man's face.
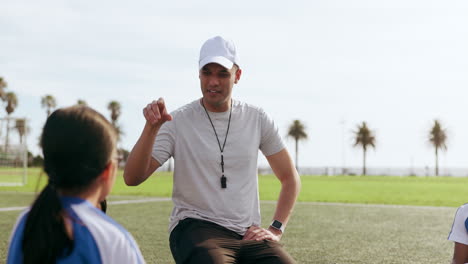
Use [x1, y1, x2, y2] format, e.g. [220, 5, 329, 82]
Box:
[199, 63, 241, 112]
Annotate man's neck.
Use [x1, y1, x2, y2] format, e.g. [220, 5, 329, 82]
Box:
[201, 98, 231, 112]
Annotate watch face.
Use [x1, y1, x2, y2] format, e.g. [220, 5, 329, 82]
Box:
[272, 220, 282, 229]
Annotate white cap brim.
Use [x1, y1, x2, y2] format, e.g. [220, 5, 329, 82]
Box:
[199, 56, 234, 70]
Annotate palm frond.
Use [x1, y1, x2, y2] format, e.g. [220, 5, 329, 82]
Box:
[287, 120, 308, 141]
[429, 119, 448, 151]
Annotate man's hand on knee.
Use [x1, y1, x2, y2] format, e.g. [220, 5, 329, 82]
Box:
[242, 226, 281, 242]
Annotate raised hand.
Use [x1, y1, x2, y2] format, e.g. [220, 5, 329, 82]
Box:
[143, 97, 173, 127]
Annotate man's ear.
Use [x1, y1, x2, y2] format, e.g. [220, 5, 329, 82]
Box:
[234, 68, 242, 84]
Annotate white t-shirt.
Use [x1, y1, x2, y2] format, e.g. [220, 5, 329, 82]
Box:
[448, 204, 468, 245]
[152, 99, 285, 235]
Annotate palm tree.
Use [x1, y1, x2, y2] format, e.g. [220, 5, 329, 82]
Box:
[287, 120, 308, 172]
[107, 101, 122, 140]
[0, 77, 7, 101]
[15, 118, 28, 145]
[76, 99, 87, 106]
[107, 101, 121, 126]
[41, 95, 57, 117]
[353, 121, 376, 175]
[0, 77, 8, 140]
[4, 92, 18, 151]
[113, 124, 124, 142]
[429, 120, 447, 176]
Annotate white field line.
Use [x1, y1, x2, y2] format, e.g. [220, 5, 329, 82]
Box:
[0, 206, 28, 212]
[0, 197, 171, 212]
[109, 197, 171, 205]
[263, 200, 456, 211]
[0, 198, 457, 213]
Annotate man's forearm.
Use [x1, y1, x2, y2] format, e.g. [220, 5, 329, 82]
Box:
[265, 149, 302, 234]
[271, 174, 301, 229]
[124, 123, 160, 186]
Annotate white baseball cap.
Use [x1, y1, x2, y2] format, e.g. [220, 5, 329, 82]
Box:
[199, 36, 240, 70]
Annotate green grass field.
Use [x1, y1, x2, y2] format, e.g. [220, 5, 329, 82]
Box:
[3, 168, 468, 207]
[0, 167, 27, 186]
[0, 169, 465, 263]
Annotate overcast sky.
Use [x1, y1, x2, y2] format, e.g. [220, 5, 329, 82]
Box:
[2, 0, 468, 170]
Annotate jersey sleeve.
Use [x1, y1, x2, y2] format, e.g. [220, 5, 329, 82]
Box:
[448, 205, 468, 245]
[74, 204, 146, 264]
[259, 109, 285, 156]
[6, 210, 28, 264]
[102, 232, 146, 264]
[152, 118, 176, 166]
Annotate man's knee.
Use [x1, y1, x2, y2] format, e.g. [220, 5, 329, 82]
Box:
[187, 245, 235, 264]
[169, 219, 240, 263]
[264, 242, 295, 264]
[241, 240, 295, 264]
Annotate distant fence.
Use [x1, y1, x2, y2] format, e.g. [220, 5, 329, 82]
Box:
[257, 167, 468, 177]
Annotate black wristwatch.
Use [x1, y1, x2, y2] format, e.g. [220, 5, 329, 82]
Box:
[270, 220, 285, 233]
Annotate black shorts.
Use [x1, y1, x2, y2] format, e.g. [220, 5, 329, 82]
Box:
[169, 218, 295, 264]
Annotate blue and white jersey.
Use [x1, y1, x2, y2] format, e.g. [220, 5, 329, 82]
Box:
[7, 197, 146, 264]
[448, 203, 468, 245]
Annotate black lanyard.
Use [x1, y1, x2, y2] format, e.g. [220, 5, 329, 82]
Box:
[201, 99, 233, 189]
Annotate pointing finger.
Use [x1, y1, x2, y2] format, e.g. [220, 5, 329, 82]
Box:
[157, 97, 173, 121]
[150, 100, 161, 121]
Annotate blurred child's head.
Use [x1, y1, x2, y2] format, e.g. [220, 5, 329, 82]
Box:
[41, 105, 118, 199]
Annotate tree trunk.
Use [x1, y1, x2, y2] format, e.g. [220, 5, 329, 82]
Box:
[435, 147, 439, 176]
[362, 148, 367, 175]
[4, 117, 10, 152]
[295, 139, 299, 172]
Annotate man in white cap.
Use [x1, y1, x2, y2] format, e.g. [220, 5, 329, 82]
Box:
[124, 36, 301, 263]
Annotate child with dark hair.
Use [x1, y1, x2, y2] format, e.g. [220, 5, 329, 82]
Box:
[7, 106, 145, 264]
